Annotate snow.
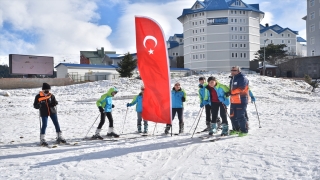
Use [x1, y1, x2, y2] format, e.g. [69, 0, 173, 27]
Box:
[0, 73, 320, 179]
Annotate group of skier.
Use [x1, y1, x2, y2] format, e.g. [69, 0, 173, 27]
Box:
[33, 66, 255, 146]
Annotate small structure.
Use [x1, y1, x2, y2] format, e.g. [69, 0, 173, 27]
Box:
[258, 65, 277, 76]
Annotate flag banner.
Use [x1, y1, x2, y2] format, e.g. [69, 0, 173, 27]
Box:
[135, 16, 172, 124]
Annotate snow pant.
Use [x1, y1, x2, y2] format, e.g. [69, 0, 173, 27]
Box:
[245, 110, 249, 121]
[210, 102, 228, 125]
[205, 104, 211, 125]
[97, 112, 114, 129]
[230, 104, 248, 133]
[137, 112, 148, 126]
[166, 108, 183, 127]
[40, 113, 61, 134]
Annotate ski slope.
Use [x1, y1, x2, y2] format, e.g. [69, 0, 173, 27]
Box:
[0, 73, 319, 179]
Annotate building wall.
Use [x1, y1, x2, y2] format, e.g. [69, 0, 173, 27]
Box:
[260, 29, 297, 55]
[182, 9, 262, 71]
[278, 56, 320, 78]
[306, 0, 320, 56]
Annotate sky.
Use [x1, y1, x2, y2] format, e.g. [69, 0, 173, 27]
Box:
[0, 0, 307, 63]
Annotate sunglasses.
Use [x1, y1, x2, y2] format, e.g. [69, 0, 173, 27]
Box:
[141, 89, 145, 91]
[231, 70, 238, 72]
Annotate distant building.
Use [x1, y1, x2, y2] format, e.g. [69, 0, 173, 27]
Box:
[260, 24, 306, 56]
[80, 47, 115, 65]
[303, 0, 320, 56]
[167, 34, 184, 68]
[177, 0, 264, 71]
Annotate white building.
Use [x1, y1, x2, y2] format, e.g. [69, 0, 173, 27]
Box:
[177, 0, 264, 71]
[260, 24, 306, 56]
[167, 34, 184, 67]
[303, 0, 320, 56]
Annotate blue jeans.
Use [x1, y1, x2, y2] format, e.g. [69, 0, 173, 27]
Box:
[41, 113, 61, 134]
[230, 104, 248, 133]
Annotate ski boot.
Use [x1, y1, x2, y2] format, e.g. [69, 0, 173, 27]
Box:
[143, 124, 148, 134]
[92, 129, 104, 140]
[40, 134, 48, 146]
[179, 122, 184, 134]
[164, 124, 171, 134]
[137, 125, 142, 133]
[221, 124, 229, 136]
[56, 131, 67, 144]
[106, 127, 120, 138]
[209, 123, 217, 136]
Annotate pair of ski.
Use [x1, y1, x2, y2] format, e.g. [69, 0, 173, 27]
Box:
[89, 133, 150, 142]
[199, 135, 220, 142]
[41, 142, 80, 148]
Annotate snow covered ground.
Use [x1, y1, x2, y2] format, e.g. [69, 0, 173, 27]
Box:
[0, 73, 319, 180]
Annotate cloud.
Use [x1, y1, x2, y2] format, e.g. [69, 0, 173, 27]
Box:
[0, 0, 113, 56]
[112, 0, 194, 53]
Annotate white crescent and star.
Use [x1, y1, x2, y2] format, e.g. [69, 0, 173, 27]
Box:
[143, 35, 157, 55]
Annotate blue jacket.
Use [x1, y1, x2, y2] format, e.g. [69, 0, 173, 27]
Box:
[198, 83, 211, 106]
[229, 72, 249, 104]
[96, 87, 118, 112]
[171, 88, 186, 108]
[206, 82, 230, 106]
[128, 93, 143, 112]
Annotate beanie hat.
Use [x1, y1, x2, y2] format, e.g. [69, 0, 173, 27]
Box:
[207, 76, 216, 83]
[42, 83, 51, 90]
[199, 77, 205, 81]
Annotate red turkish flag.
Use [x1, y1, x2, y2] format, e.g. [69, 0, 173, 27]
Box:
[135, 16, 172, 124]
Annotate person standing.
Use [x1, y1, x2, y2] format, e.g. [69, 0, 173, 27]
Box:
[205, 77, 230, 136]
[165, 82, 186, 134]
[198, 77, 211, 131]
[228, 66, 249, 137]
[33, 83, 67, 146]
[127, 86, 148, 133]
[92, 87, 119, 139]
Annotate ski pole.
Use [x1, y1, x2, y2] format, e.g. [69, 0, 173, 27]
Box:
[152, 123, 157, 136]
[253, 102, 262, 128]
[188, 107, 204, 133]
[121, 108, 129, 134]
[39, 111, 41, 143]
[191, 107, 204, 138]
[83, 113, 100, 139]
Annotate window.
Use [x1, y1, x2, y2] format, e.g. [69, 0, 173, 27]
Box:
[270, 33, 273, 37]
[200, 54, 202, 59]
[193, 30, 194, 34]
[243, 11, 245, 15]
[196, 38, 198, 41]
[312, 50, 315, 56]
[240, 35, 243, 40]
[235, 27, 237, 31]
[288, 40, 291, 44]
[240, 53, 243, 58]
[240, 44, 243, 48]
[192, 22, 194, 26]
[288, 34, 291, 37]
[235, 11, 237, 14]
[310, 0, 315, 7]
[196, 30, 198, 33]
[231, 27, 234, 31]
[282, 40, 284, 43]
[235, 0, 241, 6]
[271, 40, 273, 43]
[200, 29, 201, 33]
[240, 27, 243, 31]
[235, 53, 238, 58]
[232, 53, 235, 58]
[243, 35, 246, 40]
[203, 54, 205, 58]
[310, 12, 315, 20]
[264, 33, 267, 36]
[282, 34, 284, 37]
[311, 37, 315, 44]
[244, 53, 246, 58]
[310, 24, 315, 32]
[231, 10, 234, 14]
[288, 47, 291, 51]
[235, 44, 238, 48]
[231, 44, 234, 48]
[240, 19, 242, 23]
[231, 19, 234, 23]
[244, 44, 246, 48]
[235, 19, 237, 23]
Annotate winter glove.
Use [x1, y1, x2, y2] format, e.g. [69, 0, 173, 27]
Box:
[126, 103, 130, 107]
[198, 84, 203, 88]
[181, 97, 186, 102]
[112, 104, 115, 108]
[98, 106, 104, 113]
[200, 103, 204, 108]
[50, 101, 58, 107]
[225, 92, 231, 97]
[34, 103, 40, 109]
[251, 96, 256, 103]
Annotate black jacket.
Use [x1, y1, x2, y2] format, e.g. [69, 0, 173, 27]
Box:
[33, 92, 58, 116]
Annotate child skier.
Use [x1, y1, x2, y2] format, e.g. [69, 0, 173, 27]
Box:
[127, 86, 148, 133]
[92, 87, 119, 139]
[198, 77, 212, 131]
[205, 77, 230, 136]
[165, 82, 186, 134]
[33, 83, 67, 146]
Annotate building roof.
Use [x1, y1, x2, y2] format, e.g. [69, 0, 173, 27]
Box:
[106, 53, 137, 59]
[55, 63, 119, 69]
[174, 34, 184, 38]
[260, 24, 298, 35]
[258, 65, 278, 69]
[167, 41, 180, 49]
[178, 0, 264, 19]
[297, 37, 307, 42]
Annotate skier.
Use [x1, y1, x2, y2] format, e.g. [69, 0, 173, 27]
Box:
[198, 77, 222, 132]
[205, 77, 230, 136]
[198, 77, 211, 131]
[227, 66, 249, 137]
[33, 83, 67, 146]
[127, 86, 148, 133]
[165, 82, 186, 134]
[92, 87, 119, 139]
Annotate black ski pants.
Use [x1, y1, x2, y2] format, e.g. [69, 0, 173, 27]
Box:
[210, 102, 228, 125]
[97, 112, 114, 129]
